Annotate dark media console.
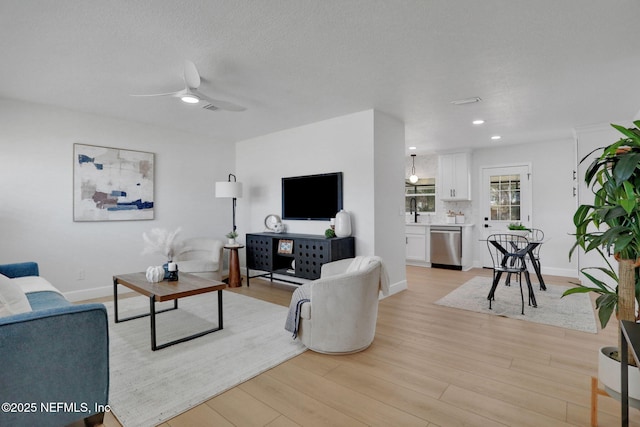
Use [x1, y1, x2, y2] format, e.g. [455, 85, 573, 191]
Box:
[245, 232, 355, 285]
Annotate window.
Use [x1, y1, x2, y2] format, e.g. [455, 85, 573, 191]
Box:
[405, 178, 436, 213]
[489, 174, 520, 221]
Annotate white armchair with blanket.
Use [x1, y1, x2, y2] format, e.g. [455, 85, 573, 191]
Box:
[174, 237, 224, 280]
[285, 256, 389, 354]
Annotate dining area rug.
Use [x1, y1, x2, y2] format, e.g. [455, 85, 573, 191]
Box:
[435, 276, 597, 333]
[104, 291, 306, 427]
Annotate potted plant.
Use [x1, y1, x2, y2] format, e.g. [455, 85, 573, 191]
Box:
[226, 231, 238, 245]
[142, 226, 183, 263]
[563, 120, 640, 406]
[507, 222, 530, 236]
[324, 228, 336, 238]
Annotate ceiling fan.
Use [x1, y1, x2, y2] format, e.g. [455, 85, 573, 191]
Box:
[133, 60, 246, 112]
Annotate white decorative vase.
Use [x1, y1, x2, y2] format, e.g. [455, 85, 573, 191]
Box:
[334, 210, 352, 237]
[598, 346, 640, 408]
[228, 238, 236, 245]
[145, 265, 164, 283]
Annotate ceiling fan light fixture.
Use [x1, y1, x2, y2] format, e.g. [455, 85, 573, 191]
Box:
[180, 94, 200, 104]
[133, 61, 246, 112]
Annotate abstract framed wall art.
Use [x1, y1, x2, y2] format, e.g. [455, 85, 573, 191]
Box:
[73, 144, 154, 221]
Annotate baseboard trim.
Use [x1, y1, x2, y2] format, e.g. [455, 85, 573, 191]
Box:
[386, 279, 407, 297]
[65, 285, 127, 302]
[541, 266, 578, 279]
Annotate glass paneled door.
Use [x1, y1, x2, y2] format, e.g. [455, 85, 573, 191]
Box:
[480, 164, 532, 267]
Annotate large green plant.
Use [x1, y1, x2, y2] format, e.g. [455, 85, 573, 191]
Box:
[564, 121, 640, 354]
[565, 248, 620, 328]
[571, 121, 640, 259]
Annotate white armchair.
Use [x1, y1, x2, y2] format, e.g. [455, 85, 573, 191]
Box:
[174, 237, 224, 280]
[295, 258, 384, 354]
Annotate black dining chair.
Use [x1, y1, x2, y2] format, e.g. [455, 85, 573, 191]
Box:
[527, 228, 545, 287]
[486, 234, 537, 315]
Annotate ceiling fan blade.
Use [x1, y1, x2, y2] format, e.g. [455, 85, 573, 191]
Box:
[195, 91, 246, 112]
[183, 60, 201, 89]
[131, 90, 181, 98]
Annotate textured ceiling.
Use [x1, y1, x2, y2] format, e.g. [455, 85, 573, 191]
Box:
[1, 0, 639, 154]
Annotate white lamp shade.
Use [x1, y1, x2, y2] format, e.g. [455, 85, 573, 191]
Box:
[215, 181, 243, 198]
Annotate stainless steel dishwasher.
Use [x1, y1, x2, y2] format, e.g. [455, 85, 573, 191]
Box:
[430, 226, 462, 270]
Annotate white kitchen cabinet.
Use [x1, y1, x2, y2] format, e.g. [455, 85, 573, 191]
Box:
[438, 152, 471, 201]
[405, 225, 429, 263]
[406, 234, 426, 261]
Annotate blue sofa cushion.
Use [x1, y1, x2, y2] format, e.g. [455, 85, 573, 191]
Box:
[0, 262, 39, 278]
[26, 291, 72, 311]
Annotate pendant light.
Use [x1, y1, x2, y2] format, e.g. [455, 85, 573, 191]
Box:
[409, 154, 419, 184]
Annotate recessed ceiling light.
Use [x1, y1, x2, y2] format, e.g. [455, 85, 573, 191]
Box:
[451, 97, 482, 105]
[472, 120, 485, 125]
[408, 146, 417, 150]
[491, 135, 502, 140]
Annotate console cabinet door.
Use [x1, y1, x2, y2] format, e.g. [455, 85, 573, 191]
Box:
[294, 239, 330, 279]
[246, 234, 273, 271]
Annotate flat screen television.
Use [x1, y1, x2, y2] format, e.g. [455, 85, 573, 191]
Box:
[281, 172, 343, 220]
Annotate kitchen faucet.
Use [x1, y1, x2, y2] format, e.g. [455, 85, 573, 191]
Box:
[409, 197, 419, 223]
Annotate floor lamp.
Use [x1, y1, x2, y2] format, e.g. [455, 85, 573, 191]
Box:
[215, 174, 243, 232]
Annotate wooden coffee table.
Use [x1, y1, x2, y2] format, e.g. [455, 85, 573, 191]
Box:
[113, 272, 227, 351]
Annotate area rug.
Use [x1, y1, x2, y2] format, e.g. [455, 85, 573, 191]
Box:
[104, 291, 306, 427]
[434, 276, 597, 333]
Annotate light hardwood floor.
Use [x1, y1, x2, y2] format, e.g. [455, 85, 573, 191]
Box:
[78, 266, 639, 427]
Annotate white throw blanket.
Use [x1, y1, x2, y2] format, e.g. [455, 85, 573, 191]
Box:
[11, 276, 63, 295]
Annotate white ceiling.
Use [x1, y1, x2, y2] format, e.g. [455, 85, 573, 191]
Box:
[1, 1, 639, 154]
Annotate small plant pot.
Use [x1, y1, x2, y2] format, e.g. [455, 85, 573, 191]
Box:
[227, 238, 236, 245]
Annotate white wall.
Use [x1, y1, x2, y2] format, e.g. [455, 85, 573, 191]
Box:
[373, 110, 406, 292]
[0, 99, 234, 300]
[471, 139, 577, 277]
[236, 110, 407, 293]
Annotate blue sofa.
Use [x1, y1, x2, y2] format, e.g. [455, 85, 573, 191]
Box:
[0, 262, 109, 427]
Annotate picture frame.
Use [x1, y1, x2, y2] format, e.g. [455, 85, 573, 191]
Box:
[277, 239, 294, 254]
[73, 143, 155, 221]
